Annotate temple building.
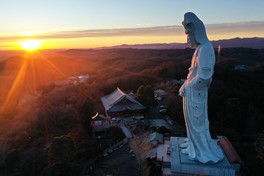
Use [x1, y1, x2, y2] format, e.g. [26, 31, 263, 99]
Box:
[90, 112, 112, 131]
[101, 87, 145, 118]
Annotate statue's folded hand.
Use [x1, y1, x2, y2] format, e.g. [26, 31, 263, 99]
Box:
[179, 84, 186, 97]
[179, 90, 185, 97]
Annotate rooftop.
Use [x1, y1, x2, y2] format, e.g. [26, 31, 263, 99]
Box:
[101, 87, 145, 113]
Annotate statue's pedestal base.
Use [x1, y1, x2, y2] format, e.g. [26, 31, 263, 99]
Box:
[165, 137, 237, 176]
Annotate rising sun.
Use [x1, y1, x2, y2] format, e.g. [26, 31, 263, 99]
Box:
[19, 40, 42, 51]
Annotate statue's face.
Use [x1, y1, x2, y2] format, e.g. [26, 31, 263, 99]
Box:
[184, 24, 198, 49]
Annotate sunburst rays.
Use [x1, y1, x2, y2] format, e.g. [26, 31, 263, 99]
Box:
[1, 51, 67, 114]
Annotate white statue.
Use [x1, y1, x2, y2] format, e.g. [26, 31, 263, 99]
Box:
[179, 12, 224, 163]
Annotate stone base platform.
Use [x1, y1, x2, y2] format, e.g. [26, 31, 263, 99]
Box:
[168, 137, 237, 176]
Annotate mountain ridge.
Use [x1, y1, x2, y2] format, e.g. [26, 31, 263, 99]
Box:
[106, 37, 264, 49]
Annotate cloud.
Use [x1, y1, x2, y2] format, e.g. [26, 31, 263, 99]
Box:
[0, 21, 264, 41]
[206, 21, 264, 34]
[36, 26, 183, 39]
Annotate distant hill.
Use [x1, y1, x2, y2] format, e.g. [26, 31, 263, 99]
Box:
[109, 37, 264, 49]
[109, 43, 187, 49]
[211, 37, 264, 49]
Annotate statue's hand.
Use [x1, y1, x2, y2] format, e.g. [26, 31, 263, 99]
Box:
[179, 84, 186, 97]
[179, 90, 185, 97]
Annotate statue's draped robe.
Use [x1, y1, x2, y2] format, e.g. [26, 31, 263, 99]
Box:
[181, 41, 224, 163]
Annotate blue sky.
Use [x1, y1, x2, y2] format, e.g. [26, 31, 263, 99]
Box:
[0, 0, 263, 49]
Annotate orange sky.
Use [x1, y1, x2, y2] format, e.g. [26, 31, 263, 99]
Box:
[1, 21, 263, 50]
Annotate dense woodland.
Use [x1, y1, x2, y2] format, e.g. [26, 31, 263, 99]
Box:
[0, 48, 263, 175]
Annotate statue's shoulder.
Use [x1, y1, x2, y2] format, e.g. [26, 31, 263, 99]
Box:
[199, 42, 214, 54]
[200, 42, 213, 49]
[197, 42, 215, 65]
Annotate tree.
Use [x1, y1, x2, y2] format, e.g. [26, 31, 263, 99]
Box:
[165, 91, 184, 125]
[79, 100, 95, 135]
[68, 128, 99, 160]
[107, 126, 126, 141]
[48, 135, 77, 164]
[130, 132, 152, 176]
[41, 162, 81, 176]
[136, 85, 156, 107]
[41, 135, 81, 176]
[256, 131, 264, 164]
[4, 149, 21, 175]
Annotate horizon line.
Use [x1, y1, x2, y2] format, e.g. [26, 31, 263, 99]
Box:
[0, 36, 263, 51]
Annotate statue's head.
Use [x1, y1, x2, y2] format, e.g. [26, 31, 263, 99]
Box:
[182, 12, 209, 48]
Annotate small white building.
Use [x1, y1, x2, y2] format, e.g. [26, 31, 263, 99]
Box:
[154, 89, 167, 100]
[78, 74, 89, 83]
[149, 132, 164, 147]
[234, 64, 249, 71]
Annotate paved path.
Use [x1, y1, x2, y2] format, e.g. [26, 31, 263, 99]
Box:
[91, 144, 139, 176]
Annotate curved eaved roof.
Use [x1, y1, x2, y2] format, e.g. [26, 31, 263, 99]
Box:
[101, 87, 145, 113]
